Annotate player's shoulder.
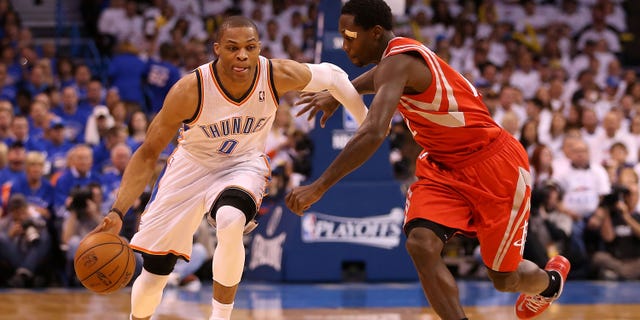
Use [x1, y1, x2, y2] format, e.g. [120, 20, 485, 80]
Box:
[269, 58, 304, 73]
[171, 70, 199, 92]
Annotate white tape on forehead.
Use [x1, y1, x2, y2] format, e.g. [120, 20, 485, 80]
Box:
[345, 29, 357, 38]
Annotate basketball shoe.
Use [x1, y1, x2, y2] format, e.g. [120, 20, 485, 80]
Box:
[515, 255, 571, 319]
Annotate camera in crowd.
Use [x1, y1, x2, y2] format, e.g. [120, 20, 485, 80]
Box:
[21, 218, 45, 244]
[600, 185, 631, 215]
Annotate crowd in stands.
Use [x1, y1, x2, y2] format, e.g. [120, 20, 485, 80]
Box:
[0, 0, 638, 288]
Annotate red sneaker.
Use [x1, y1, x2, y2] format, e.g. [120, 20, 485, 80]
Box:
[515, 255, 571, 319]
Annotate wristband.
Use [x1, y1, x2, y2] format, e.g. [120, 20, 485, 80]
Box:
[110, 208, 125, 221]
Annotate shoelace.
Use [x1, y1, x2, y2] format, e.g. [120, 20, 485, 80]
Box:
[525, 294, 553, 312]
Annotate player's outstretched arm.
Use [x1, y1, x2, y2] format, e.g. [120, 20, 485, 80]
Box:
[285, 55, 410, 215]
[271, 59, 368, 126]
[294, 66, 377, 127]
[91, 73, 199, 235]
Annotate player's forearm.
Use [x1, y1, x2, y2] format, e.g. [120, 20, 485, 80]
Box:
[302, 63, 368, 125]
[327, 80, 367, 125]
[111, 150, 158, 216]
[351, 68, 376, 94]
[315, 127, 386, 191]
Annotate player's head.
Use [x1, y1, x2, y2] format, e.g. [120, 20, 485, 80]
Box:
[214, 16, 262, 82]
[339, 0, 393, 66]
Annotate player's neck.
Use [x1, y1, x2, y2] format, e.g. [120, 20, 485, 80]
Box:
[375, 32, 396, 62]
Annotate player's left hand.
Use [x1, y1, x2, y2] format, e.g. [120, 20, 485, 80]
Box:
[285, 183, 325, 216]
[295, 91, 340, 128]
[88, 210, 123, 236]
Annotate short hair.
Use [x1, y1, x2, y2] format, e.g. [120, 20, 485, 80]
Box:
[341, 0, 392, 31]
[217, 16, 259, 41]
[7, 194, 28, 212]
[25, 151, 46, 165]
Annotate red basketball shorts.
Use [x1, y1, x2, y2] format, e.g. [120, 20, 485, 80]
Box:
[405, 131, 531, 272]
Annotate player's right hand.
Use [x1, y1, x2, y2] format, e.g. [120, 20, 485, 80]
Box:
[295, 91, 340, 128]
[89, 210, 123, 236]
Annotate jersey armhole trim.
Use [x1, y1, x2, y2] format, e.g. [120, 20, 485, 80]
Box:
[184, 68, 203, 124]
[267, 59, 279, 104]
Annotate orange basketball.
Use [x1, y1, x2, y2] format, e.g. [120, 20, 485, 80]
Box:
[74, 232, 136, 294]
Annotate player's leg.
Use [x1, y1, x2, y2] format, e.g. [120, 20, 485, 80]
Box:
[474, 150, 569, 319]
[128, 148, 212, 319]
[405, 219, 467, 320]
[130, 253, 178, 320]
[208, 188, 258, 320]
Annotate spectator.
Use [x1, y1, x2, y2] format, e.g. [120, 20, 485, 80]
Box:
[8, 151, 54, 221]
[588, 168, 640, 280]
[108, 42, 147, 110]
[576, 3, 621, 54]
[143, 42, 181, 116]
[0, 194, 51, 287]
[42, 119, 73, 177]
[0, 141, 25, 186]
[27, 99, 53, 142]
[53, 144, 101, 219]
[100, 142, 132, 213]
[530, 144, 554, 189]
[60, 186, 102, 285]
[52, 86, 91, 143]
[127, 110, 148, 151]
[5, 115, 45, 153]
[554, 138, 611, 275]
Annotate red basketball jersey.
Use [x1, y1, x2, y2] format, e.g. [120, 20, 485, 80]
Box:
[383, 37, 501, 165]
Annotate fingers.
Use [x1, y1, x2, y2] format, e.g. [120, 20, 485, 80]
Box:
[295, 103, 313, 117]
[285, 191, 305, 216]
[306, 106, 319, 122]
[320, 113, 329, 128]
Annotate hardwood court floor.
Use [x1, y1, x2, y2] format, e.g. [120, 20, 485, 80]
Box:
[1, 281, 639, 320]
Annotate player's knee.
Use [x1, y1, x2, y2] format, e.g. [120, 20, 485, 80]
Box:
[215, 206, 246, 242]
[142, 253, 179, 276]
[487, 269, 519, 292]
[405, 228, 444, 259]
[208, 188, 257, 226]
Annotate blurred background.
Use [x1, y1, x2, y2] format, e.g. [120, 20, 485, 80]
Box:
[0, 0, 639, 292]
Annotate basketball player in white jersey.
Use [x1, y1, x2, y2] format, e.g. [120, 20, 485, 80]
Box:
[90, 16, 368, 320]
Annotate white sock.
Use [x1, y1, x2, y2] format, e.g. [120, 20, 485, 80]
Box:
[210, 299, 234, 320]
[131, 269, 170, 318]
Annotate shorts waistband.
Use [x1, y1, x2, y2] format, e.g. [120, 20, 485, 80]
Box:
[445, 129, 511, 169]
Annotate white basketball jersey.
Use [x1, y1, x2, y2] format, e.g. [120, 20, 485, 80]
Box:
[180, 56, 279, 166]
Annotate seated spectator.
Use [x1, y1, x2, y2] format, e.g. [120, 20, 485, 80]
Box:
[5, 115, 46, 153]
[554, 138, 611, 277]
[8, 151, 54, 221]
[60, 186, 102, 285]
[0, 194, 51, 287]
[53, 144, 101, 219]
[587, 168, 640, 280]
[0, 141, 26, 186]
[52, 86, 92, 143]
[127, 110, 148, 151]
[43, 119, 73, 177]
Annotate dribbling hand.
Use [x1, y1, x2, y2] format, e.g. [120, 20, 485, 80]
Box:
[295, 91, 340, 128]
[89, 210, 123, 236]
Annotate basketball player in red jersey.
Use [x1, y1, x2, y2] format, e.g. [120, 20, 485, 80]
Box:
[285, 0, 570, 319]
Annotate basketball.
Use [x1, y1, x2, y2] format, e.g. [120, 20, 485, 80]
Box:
[74, 232, 136, 294]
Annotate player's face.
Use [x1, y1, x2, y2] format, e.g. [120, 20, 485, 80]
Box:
[338, 14, 376, 67]
[214, 26, 261, 82]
